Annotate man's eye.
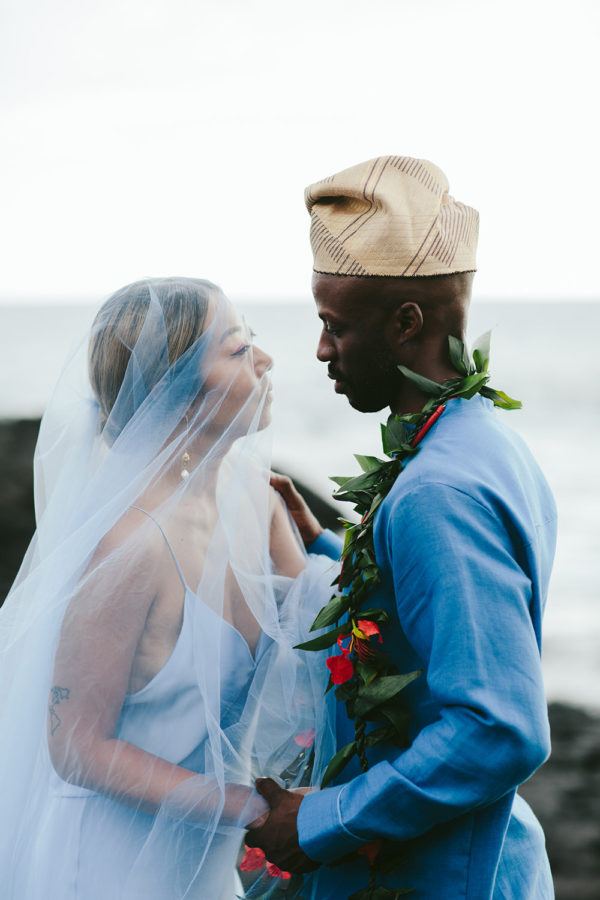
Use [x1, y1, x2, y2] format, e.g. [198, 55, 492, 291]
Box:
[324, 322, 342, 337]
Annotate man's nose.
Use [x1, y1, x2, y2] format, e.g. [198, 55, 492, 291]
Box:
[316, 330, 335, 363]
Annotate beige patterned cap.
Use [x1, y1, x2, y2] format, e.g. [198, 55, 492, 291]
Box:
[305, 155, 478, 278]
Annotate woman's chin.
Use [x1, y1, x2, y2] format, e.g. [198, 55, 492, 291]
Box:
[258, 406, 273, 430]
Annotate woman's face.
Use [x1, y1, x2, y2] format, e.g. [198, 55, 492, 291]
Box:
[196, 302, 274, 437]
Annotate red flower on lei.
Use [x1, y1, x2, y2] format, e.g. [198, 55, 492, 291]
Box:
[326, 653, 354, 685]
[239, 846, 291, 880]
[239, 845, 265, 871]
[266, 861, 292, 879]
[326, 618, 385, 681]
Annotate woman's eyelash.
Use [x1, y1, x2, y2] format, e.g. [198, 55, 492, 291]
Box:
[231, 344, 251, 357]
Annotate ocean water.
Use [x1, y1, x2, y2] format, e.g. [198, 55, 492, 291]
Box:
[1, 300, 599, 709]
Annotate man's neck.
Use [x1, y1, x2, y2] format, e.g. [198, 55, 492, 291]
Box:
[389, 359, 457, 416]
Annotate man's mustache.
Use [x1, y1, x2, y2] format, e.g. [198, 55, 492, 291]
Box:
[327, 366, 345, 381]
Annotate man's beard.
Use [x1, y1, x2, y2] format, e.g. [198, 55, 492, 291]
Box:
[342, 348, 400, 413]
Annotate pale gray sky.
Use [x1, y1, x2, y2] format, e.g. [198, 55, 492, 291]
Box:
[1, 0, 599, 303]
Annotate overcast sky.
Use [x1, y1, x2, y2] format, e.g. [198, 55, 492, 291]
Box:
[1, 0, 599, 303]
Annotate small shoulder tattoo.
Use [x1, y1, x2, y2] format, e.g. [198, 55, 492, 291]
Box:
[48, 686, 70, 736]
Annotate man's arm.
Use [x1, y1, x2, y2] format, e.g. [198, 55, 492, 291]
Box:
[307, 529, 343, 560]
[297, 482, 551, 863]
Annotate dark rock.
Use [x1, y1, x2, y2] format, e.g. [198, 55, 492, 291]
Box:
[521, 702, 600, 898]
[0, 419, 38, 601]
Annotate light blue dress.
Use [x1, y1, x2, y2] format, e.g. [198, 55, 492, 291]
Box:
[25, 512, 264, 900]
[299, 397, 556, 899]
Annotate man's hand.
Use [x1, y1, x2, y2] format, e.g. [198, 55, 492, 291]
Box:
[270, 474, 323, 546]
[245, 778, 319, 875]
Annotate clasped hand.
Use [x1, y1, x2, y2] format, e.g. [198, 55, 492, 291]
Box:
[246, 778, 319, 875]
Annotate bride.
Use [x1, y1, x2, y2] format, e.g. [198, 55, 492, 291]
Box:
[0, 278, 337, 899]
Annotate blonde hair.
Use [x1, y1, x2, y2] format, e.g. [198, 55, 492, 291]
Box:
[89, 278, 213, 441]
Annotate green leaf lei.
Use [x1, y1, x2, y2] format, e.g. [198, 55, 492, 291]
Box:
[295, 333, 521, 899]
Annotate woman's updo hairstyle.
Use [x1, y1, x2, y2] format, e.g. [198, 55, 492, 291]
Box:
[89, 278, 214, 444]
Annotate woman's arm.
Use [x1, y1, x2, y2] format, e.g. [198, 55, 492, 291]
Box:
[270, 474, 342, 562]
[48, 510, 195, 812]
[268, 483, 310, 577]
[48, 509, 267, 826]
[269, 475, 323, 546]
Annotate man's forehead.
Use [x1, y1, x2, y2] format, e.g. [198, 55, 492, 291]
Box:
[312, 273, 383, 319]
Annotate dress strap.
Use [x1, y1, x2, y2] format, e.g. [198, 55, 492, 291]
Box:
[130, 506, 188, 592]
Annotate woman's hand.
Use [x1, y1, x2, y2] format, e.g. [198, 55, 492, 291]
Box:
[247, 809, 270, 829]
[270, 474, 323, 546]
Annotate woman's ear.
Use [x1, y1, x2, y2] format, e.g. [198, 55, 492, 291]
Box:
[385, 301, 424, 351]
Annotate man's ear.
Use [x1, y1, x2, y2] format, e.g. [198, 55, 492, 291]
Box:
[385, 301, 424, 350]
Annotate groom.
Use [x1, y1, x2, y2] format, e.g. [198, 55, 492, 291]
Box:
[247, 156, 556, 898]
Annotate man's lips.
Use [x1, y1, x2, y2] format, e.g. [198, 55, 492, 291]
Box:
[328, 371, 347, 394]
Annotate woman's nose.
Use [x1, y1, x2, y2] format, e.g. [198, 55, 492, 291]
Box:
[253, 345, 273, 377]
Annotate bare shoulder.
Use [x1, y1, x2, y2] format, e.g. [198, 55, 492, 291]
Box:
[92, 507, 164, 563]
[76, 507, 167, 617]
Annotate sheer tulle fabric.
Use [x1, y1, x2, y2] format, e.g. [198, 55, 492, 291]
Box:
[0, 280, 337, 899]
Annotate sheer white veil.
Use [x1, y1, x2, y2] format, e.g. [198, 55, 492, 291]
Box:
[0, 278, 337, 899]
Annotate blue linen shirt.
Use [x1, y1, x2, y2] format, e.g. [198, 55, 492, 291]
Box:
[300, 396, 556, 899]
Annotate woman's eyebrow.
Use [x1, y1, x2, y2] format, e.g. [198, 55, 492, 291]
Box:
[219, 325, 242, 344]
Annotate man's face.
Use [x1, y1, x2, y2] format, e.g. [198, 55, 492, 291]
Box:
[313, 273, 401, 413]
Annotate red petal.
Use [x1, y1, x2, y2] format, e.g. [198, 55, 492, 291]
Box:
[294, 728, 316, 748]
[326, 654, 355, 685]
[266, 861, 292, 879]
[356, 619, 381, 637]
[239, 845, 266, 871]
[336, 633, 352, 657]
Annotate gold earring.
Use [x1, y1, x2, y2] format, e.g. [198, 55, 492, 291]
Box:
[181, 415, 191, 480]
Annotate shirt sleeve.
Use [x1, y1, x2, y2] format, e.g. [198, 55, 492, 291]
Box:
[297, 482, 550, 863]
[307, 529, 343, 561]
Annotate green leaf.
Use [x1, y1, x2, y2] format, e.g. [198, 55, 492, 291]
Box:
[480, 385, 523, 410]
[354, 671, 421, 718]
[448, 335, 470, 376]
[354, 454, 387, 473]
[294, 624, 348, 652]
[379, 703, 411, 741]
[448, 371, 489, 400]
[381, 417, 413, 455]
[332, 490, 373, 509]
[397, 366, 444, 398]
[334, 681, 356, 703]
[356, 608, 390, 623]
[342, 526, 356, 556]
[334, 469, 381, 495]
[472, 330, 491, 373]
[330, 475, 353, 488]
[356, 661, 379, 685]
[320, 740, 357, 788]
[310, 594, 351, 631]
[364, 724, 397, 746]
[394, 412, 423, 424]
